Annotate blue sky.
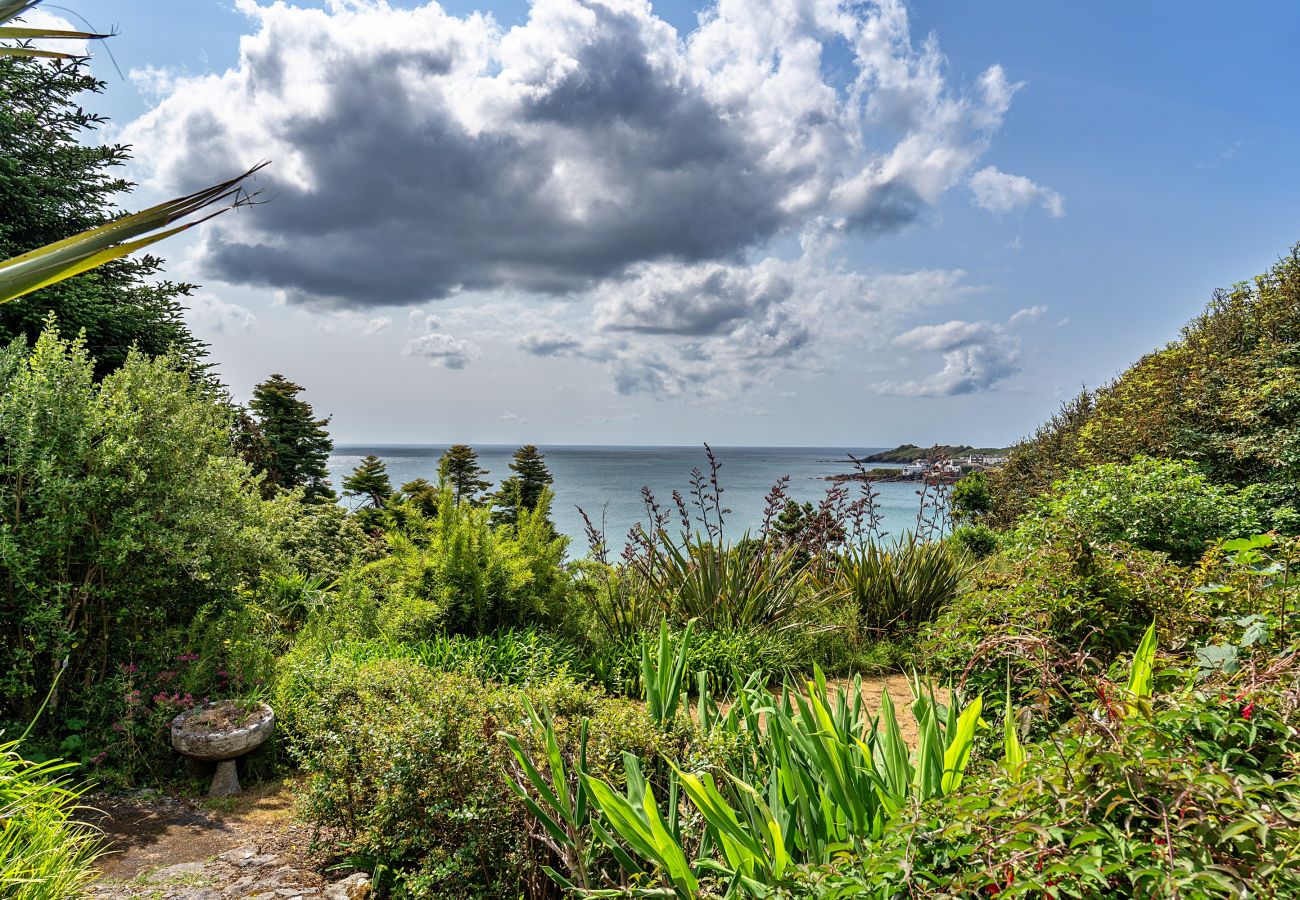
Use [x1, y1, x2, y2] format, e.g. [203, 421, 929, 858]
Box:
[44, 0, 1300, 446]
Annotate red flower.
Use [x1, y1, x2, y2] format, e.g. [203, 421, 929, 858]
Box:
[1242, 701, 1255, 720]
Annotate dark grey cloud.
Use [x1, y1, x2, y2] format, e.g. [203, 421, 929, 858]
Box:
[128, 0, 1025, 312]
[597, 265, 795, 337]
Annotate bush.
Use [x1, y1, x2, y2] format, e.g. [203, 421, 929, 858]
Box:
[276, 652, 674, 899]
[951, 523, 998, 558]
[950, 471, 993, 523]
[0, 327, 281, 767]
[1021, 457, 1259, 563]
[923, 530, 1194, 701]
[813, 537, 972, 634]
[333, 493, 571, 641]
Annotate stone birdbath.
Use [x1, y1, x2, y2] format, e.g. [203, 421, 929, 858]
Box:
[171, 700, 275, 797]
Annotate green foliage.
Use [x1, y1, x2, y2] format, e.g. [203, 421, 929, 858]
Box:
[923, 529, 1194, 701]
[492, 444, 555, 529]
[815, 537, 972, 634]
[298, 628, 581, 686]
[641, 621, 693, 728]
[950, 471, 993, 523]
[0, 735, 103, 899]
[1023, 456, 1259, 563]
[311, 491, 570, 639]
[437, 443, 491, 506]
[0, 326, 275, 732]
[515, 667, 985, 898]
[248, 373, 334, 502]
[259, 491, 380, 584]
[789, 654, 1300, 899]
[342, 454, 393, 509]
[634, 537, 816, 633]
[951, 522, 998, 558]
[0, 53, 207, 378]
[988, 246, 1300, 528]
[277, 652, 669, 899]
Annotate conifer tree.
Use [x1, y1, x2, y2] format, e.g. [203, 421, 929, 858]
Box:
[249, 374, 335, 502]
[492, 444, 555, 527]
[342, 454, 393, 508]
[0, 54, 207, 378]
[437, 444, 491, 505]
[399, 477, 441, 518]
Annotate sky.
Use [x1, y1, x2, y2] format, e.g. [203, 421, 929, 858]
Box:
[31, 0, 1300, 446]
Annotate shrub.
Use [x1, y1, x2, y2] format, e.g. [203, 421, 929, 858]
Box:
[276, 652, 672, 899]
[950, 471, 993, 523]
[814, 537, 973, 634]
[0, 327, 279, 759]
[1021, 457, 1259, 563]
[344, 492, 570, 640]
[951, 523, 998, 558]
[923, 530, 1194, 701]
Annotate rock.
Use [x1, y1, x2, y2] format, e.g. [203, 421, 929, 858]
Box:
[148, 861, 210, 881]
[324, 873, 371, 900]
[238, 853, 278, 868]
[217, 847, 258, 864]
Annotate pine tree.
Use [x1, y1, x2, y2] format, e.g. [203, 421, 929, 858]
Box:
[249, 374, 335, 502]
[342, 455, 393, 508]
[399, 478, 441, 518]
[0, 54, 207, 378]
[492, 444, 554, 527]
[437, 444, 491, 505]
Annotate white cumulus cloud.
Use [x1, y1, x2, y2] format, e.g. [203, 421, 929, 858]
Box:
[969, 165, 1064, 217]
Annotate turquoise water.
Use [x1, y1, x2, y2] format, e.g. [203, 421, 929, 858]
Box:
[328, 445, 928, 555]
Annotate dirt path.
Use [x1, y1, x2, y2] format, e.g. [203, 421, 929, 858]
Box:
[81, 780, 368, 900]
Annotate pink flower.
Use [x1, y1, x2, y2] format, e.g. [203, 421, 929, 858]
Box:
[112, 722, 125, 733]
[118, 662, 138, 674]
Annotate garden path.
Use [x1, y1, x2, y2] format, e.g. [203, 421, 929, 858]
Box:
[80, 779, 368, 900]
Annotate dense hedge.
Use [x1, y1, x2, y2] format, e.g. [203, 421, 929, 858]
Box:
[988, 245, 1300, 528]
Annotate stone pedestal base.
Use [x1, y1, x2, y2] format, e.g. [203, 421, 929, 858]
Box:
[209, 759, 241, 797]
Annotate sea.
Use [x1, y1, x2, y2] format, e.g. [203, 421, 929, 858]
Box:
[328, 445, 930, 556]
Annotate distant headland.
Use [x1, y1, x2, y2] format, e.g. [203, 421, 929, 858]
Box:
[830, 443, 1013, 483]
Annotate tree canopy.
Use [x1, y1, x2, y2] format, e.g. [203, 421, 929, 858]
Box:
[249, 374, 335, 503]
[438, 444, 491, 505]
[492, 445, 554, 528]
[0, 54, 207, 378]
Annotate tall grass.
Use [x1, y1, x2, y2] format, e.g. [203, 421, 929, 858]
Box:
[318, 628, 580, 685]
[0, 736, 103, 899]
